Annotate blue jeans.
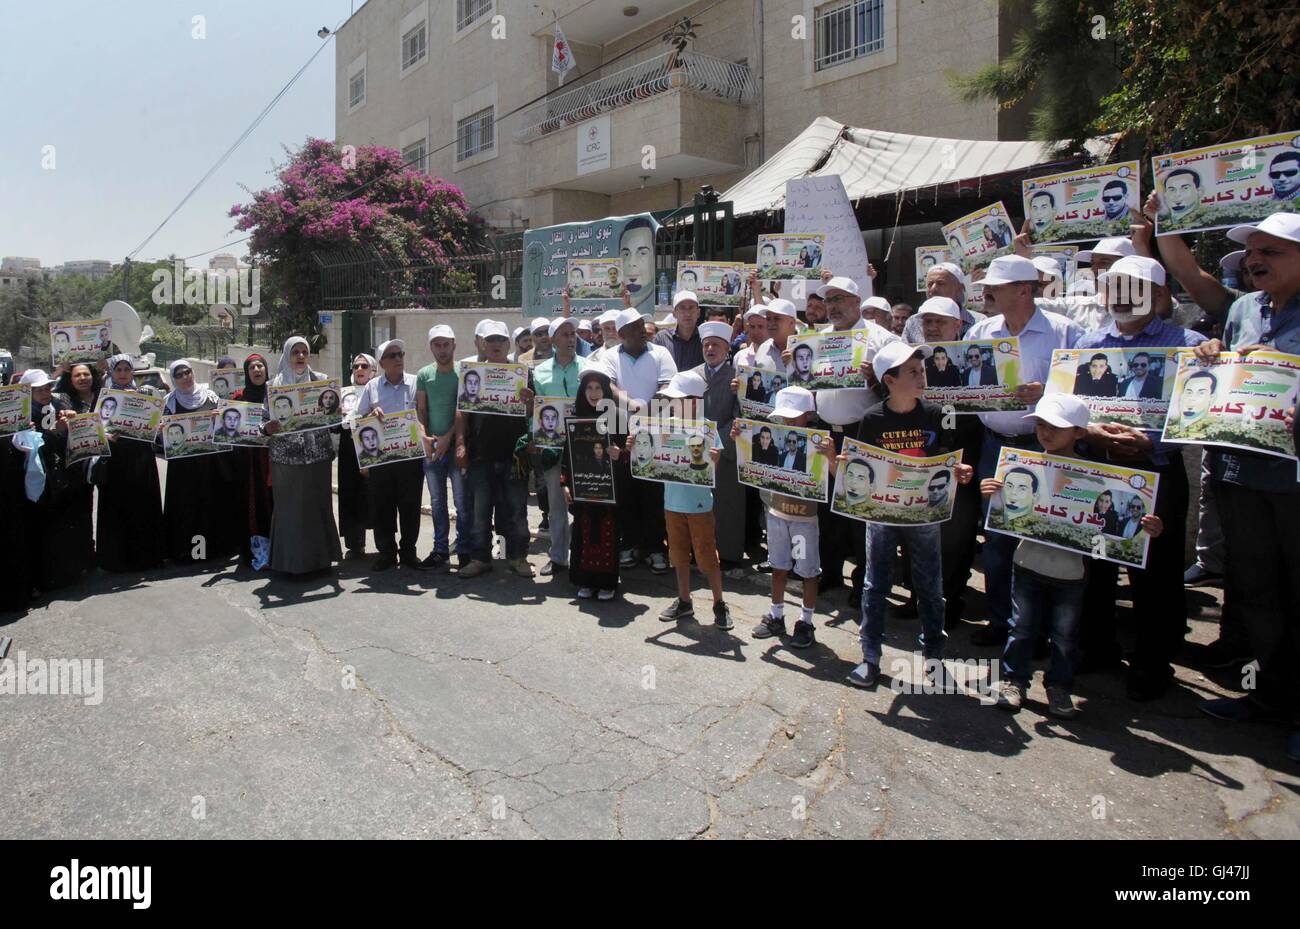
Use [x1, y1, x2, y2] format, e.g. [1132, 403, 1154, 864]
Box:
[860, 523, 946, 666]
[978, 430, 1041, 628]
[469, 460, 528, 562]
[423, 455, 469, 557]
[1002, 567, 1084, 689]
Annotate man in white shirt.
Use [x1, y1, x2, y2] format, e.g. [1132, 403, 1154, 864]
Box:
[965, 255, 1082, 645]
[902, 263, 985, 343]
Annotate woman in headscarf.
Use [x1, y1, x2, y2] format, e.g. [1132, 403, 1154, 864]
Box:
[336, 352, 375, 559]
[564, 369, 622, 600]
[261, 336, 341, 575]
[93, 354, 164, 573]
[229, 354, 274, 568]
[161, 359, 240, 565]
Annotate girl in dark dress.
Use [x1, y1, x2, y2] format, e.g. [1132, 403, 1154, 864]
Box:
[337, 353, 375, 559]
[94, 354, 164, 572]
[229, 354, 274, 568]
[565, 370, 622, 600]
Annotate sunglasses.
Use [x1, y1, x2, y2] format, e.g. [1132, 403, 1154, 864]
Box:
[174, 368, 193, 378]
[1269, 169, 1299, 179]
[352, 362, 371, 369]
[1102, 194, 1125, 202]
[382, 352, 405, 360]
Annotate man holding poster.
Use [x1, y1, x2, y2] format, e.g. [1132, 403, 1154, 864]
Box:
[1192, 212, 1300, 757]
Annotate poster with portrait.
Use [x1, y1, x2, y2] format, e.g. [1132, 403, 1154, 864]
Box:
[921, 337, 1025, 412]
[785, 329, 871, 389]
[160, 409, 225, 460]
[734, 418, 831, 502]
[675, 261, 750, 307]
[566, 418, 616, 504]
[629, 419, 718, 488]
[93, 388, 164, 443]
[64, 413, 110, 465]
[49, 318, 112, 368]
[736, 365, 785, 420]
[1046, 348, 1180, 431]
[941, 202, 1015, 275]
[266, 379, 344, 433]
[339, 385, 362, 421]
[531, 396, 576, 450]
[351, 409, 425, 469]
[915, 246, 953, 291]
[1152, 131, 1300, 236]
[1022, 161, 1142, 245]
[1031, 245, 1079, 284]
[456, 362, 529, 417]
[523, 213, 658, 317]
[1160, 351, 1300, 459]
[756, 233, 825, 281]
[0, 384, 31, 437]
[986, 447, 1159, 568]
[213, 399, 268, 447]
[208, 369, 245, 400]
[831, 439, 960, 526]
[565, 258, 624, 302]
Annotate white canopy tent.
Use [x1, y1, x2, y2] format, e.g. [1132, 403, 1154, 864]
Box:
[719, 117, 1115, 216]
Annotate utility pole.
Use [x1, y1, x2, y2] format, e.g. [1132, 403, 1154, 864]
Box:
[122, 256, 131, 302]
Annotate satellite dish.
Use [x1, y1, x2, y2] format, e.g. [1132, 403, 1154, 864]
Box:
[140, 325, 155, 343]
[102, 301, 143, 355]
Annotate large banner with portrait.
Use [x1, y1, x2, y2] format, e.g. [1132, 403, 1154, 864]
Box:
[736, 365, 783, 420]
[831, 439, 960, 526]
[65, 412, 110, 465]
[351, 409, 425, 469]
[756, 233, 825, 281]
[213, 399, 268, 447]
[1152, 131, 1300, 236]
[734, 418, 831, 502]
[629, 419, 718, 488]
[986, 447, 1160, 569]
[915, 246, 953, 291]
[566, 418, 616, 504]
[49, 318, 112, 368]
[208, 369, 245, 400]
[1160, 351, 1300, 459]
[532, 396, 576, 450]
[921, 337, 1024, 412]
[675, 261, 749, 307]
[523, 213, 658, 317]
[0, 384, 31, 437]
[1022, 161, 1142, 246]
[1046, 348, 1179, 431]
[160, 410, 225, 460]
[94, 388, 164, 443]
[941, 202, 1015, 275]
[266, 379, 343, 433]
[785, 329, 871, 389]
[456, 362, 529, 417]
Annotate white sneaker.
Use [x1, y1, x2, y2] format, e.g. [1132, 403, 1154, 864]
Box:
[648, 552, 669, 574]
[577, 587, 595, 599]
[597, 588, 616, 601]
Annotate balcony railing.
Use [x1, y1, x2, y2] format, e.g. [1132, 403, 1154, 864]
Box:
[515, 52, 756, 142]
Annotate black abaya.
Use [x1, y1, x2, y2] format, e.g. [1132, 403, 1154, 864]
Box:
[95, 436, 164, 572]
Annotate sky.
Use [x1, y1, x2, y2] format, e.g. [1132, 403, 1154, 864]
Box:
[0, 0, 361, 268]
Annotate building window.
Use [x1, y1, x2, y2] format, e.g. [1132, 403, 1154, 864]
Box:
[401, 23, 427, 71]
[349, 69, 366, 109]
[402, 139, 428, 174]
[456, 0, 493, 32]
[814, 0, 884, 72]
[456, 107, 494, 162]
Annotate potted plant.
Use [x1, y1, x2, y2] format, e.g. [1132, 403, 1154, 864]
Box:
[662, 16, 696, 89]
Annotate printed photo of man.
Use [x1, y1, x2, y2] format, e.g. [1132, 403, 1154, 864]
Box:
[98, 395, 119, 423]
[631, 430, 655, 469]
[758, 242, 778, 274]
[927, 469, 953, 508]
[1029, 189, 1058, 237]
[537, 404, 561, 444]
[842, 457, 875, 507]
[1162, 168, 1202, 219]
[924, 347, 962, 388]
[458, 369, 482, 406]
[358, 424, 382, 465]
[1074, 353, 1120, 397]
[165, 422, 186, 450]
[999, 466, 1039, 522]
[1175, 369, 1217, 429]
[1101, 179, 1132, 223]
[778, 430, 806, 472]
[215, 406, 243, 440]
[211, 376, 231, 398]
[1120, 352, 1162, 399]
[1268, 151, 1300, 201]
[962, 344, 999, 386]
[272, 395, 295, 424]
[686, 433, 709, 473]
[790, 343, 815, 386]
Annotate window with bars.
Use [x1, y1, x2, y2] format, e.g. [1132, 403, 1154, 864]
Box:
[456, 108, 495, 162]
[456, 0, 493, 32]
[402, 139, 427, 174]
[401, 23, 427, 71]
[814, 0, 885, 72]
[349, 70, 365, 108]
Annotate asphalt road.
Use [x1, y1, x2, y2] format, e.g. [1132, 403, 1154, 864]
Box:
[2, 494, 1297, 839]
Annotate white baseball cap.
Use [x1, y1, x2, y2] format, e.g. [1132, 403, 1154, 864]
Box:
[19, 369, 54, 388]
[930, 262, 968, 286]
[917, 296, 962, 320]
[871, 340, 931, 383]
[672, 290, 700, 309]
[816, 276, 860, 299]
[548, 316, 576, 339]
[1076, 237, 1136, 264]
[1026, 393, 1090, 429]
[769, 386, 816, 420]
[1226, 211, 1300, 246]
[1219, 250, 1245, 273]
[860, 296, 892, 314]
[1098, 254, 1167, 288]
[765, 298, 798, 319]
[479, 320, 510, 340]
[615, 308, 645, 332]
[530, 316, 550, 334]
[474, 320, 495, 338]
[576, 318, 593, 333]
[427, 324, 455, 342]
[698, 321, 732, 343]
[596, 309, 621, 327]
[1031, 256, 1063, 278]
[978, 255, 1040, 286]
[659, 370, 708, 399]
[743, 305, 768, 321]
[376, 338, 405, 359]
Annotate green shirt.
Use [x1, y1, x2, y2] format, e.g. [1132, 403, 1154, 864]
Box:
[415, 362, 458, 437]
[532, 355, 581, 399]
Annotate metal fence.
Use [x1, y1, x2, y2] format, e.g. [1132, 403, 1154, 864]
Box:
[141, 325, 245, 366]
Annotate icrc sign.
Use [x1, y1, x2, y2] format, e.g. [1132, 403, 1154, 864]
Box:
[577, 115, 611, 176]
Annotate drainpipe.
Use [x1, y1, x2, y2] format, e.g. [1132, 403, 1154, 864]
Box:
[756, 0, 764, 163]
